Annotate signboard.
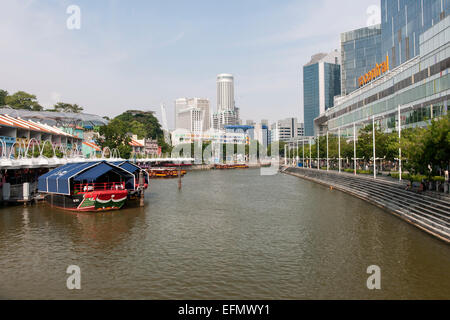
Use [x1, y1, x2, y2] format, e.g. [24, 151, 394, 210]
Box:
[358, 55, 390, 87]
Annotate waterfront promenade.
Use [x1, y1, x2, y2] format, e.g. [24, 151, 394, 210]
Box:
[282, 166, 450, 243]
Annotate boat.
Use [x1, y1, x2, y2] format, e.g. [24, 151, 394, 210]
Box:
[38, 161, 143, 212]
[148, 167, 187, 179]
[214, 164, 249, 170]
[110, 161, 149, 200]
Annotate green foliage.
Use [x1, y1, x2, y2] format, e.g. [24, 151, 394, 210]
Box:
[390, 173, 410, 180]
[5, 91, 43, 111]
[97, 119, 132, 159]
[355, 124, 398, 161]
[0, 89, 8, 106]
[115, 110, 164, 140]
[432, 176, 445, 182]
[26, 142, 64, 158]
[401, 114, 450, 177]
[50, 102, 84, 113]
[268, 141, 286, 157]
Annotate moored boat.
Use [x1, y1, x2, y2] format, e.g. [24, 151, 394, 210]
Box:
[148, 167, 187, 179]
[38, 161, 141, 212]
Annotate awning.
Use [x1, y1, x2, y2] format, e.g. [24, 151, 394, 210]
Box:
[39, 162, 100, 195]
[74, 162, 118, 182]
[38, 161, 136, 195]
[110, 161, 149, 183]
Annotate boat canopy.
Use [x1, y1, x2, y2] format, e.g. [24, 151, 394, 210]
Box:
[38, 161, 135, 195]
[111, 161, 149, 183]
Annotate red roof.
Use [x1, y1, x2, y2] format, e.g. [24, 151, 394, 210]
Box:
[0, 115, 82, 139]
[83, 141, 101, 151]
[129, 139, 144, 147]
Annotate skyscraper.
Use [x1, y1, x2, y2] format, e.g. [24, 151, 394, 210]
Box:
[217, 74, 235, 112]
[303, 50, 341, 137]
[174, 98, 210, 133]
[213, 74, 240, 130]
[341, 25, 382, 95]
[381, 0, 450, 69]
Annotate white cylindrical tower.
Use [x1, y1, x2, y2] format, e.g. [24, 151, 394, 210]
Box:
[217, 74, 235, 112]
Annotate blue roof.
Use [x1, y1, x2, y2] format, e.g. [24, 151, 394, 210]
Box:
[224, 125, 254, 131]
[110, 161, 149, 184]
[74, 162, 117, 182]
[38, 161, 135, 195]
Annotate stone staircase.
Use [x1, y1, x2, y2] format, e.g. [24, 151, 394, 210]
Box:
[283, 167, 450, 243]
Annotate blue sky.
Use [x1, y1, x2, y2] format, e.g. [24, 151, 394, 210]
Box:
[1, 0, 380, 128]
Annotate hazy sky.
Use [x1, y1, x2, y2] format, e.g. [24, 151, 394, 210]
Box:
[1, 0, 380, 129]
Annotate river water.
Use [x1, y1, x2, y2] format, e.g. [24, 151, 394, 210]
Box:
[0, 169, 449, 299]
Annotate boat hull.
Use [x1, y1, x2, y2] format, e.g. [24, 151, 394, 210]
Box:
[44, 190, 128, 212]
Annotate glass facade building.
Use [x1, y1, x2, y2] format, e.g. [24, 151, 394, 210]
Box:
[341, 25, 382, 95]
[381, 0, 450, 68]
[303, 63, 320, 137]
[315, 15, 449, 137]
[303, 51, 341, 137]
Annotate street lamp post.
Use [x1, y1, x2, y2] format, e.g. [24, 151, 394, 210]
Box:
[309, 138, 312, 169]
[302, 139, 305, 168]
[284, 144, 287, 166]
[317, 135, 320, 171]
[326, 131, 329, 171]
[398, 104, 402, 182]
[373, 116, 377, 179]
[338, 127, 341, 173]
[353, 123, 357, 176]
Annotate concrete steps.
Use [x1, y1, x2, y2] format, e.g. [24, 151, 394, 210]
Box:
[284, 167, 450, 242]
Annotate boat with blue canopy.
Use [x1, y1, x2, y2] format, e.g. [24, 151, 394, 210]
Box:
[38, 161, 144, 212]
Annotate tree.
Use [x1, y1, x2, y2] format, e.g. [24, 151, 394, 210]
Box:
[129, 121, 147, 139]
[51, 102, 84, 113]
[115, 110, 163, 140]
[5, 91, 43, 111]
[97, 119, 132, 159]
[0, 90, 8, 106]
[401, 114, 450, 176]
[268, 141, 286, 157]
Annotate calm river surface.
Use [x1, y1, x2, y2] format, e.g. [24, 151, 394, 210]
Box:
[0, 169, 449, 299]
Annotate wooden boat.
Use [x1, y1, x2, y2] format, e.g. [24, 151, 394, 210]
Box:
[38, 161, 145, 212]
[214, 164, 249, 170]
[148, 167, 187, 179]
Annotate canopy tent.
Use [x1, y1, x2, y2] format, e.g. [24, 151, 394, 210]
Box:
[38, 161, 135, 195]
[110, 161, 149, 184]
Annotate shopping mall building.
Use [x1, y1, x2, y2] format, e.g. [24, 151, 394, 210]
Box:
[314, 1, 449, 137]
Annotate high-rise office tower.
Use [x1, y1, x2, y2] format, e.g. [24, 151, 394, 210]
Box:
[381, 0, 450, 68]
[270, 118, 304, 143]
[341, 25, 382, 95]
[174, 98, 211, 133]
[303, 50, 341, 137]
[213, 74, 240, 130]
[217, 74, 235, 112]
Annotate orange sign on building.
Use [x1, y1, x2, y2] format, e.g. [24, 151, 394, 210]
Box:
[358, 55, 389, 88]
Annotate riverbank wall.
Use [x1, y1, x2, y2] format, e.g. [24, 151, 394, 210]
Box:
[282, 166, 450, 243]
